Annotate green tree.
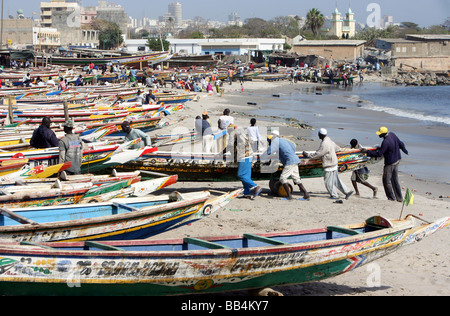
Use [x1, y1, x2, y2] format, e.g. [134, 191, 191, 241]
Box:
[190, 31, 205, 39]
[91, 20, 123, 49]
[270, 16, 300, 38]
[146, 38, 170, 51]
[305, 8, 325, 39]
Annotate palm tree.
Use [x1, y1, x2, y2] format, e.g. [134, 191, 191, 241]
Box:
[306, 8, 325, 39]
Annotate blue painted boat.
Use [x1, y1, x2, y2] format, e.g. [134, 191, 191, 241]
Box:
[0, 189, 242, 243]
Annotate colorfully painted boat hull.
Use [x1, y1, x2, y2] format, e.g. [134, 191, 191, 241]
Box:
[116, 148, 380, 181]
[0, 215, 446, 296]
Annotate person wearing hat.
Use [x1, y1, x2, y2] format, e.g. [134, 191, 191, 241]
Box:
[234, 128, 262, 199]
[121, 121, 152, 150]
[361, 127, 408, 202]
[59, 119, 85, 175]
[196, 111, 214, 153]
[30, 116, 59, 149]
[303, 128, 353, 200]
[263, 130, 310, 200]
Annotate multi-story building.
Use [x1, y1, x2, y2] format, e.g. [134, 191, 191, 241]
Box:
[96, 1, 129, 37]
[168, 2, 182, 28]
[39, 0, 99, 48]
[39, 0, 80, 28]
[228, 12, 243, 27]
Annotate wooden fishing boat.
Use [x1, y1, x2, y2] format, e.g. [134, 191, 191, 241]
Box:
[0, 214, 446, 296]
[0, 162, 71, 183]
[0, 170, 142, 188]
[0, 174, 177, 208]
[76, 175, 178, 204]
[0, 140, 156, 174]
[40, 51, 173, 68]
[154, 93, 196, 104]
[80, 117, 163, 137]
[116, 147, 380, 182]
[14, 94, 100, 104]
[0, 188, 241, 243]
[0, 176, 137, 208]
[82, 144, 156, 174]
[152, 131, 199, 147]
[322, 75, 355, 84]
[0, 116, 161, 145]
[0, 155, 29, 176]
[0, 123, 119, 148]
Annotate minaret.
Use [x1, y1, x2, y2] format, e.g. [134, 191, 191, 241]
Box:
[330, 8, 342, 38]
[345, 8, 356, 38]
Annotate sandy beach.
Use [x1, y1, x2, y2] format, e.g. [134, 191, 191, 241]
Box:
[147, 74, 450, 296]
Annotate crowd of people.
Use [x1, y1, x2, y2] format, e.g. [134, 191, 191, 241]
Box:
[192, 106, 408, 203]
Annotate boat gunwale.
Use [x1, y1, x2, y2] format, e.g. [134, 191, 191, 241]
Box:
[0, 216, 416, 258]
[0, 191, 211, 233]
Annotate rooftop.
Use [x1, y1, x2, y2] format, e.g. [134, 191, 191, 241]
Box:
[405, 34, 450, 41]
[294, 40, 366, 46]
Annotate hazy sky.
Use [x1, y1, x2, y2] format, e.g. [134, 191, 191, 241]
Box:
[8, 0, 450, 27]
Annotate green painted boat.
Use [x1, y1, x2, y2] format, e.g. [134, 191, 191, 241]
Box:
[115, 147, 380, 182]
[0, 215, 447, 296]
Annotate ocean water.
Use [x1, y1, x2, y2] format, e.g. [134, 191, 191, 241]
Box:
[343, 84, 450, 126]
[248, 83, 450, 184]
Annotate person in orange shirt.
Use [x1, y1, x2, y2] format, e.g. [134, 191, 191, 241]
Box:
[227, 68, 234, 85]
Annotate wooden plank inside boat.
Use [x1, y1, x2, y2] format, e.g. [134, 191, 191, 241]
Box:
[184, 237, 229, 249]
[85, 241, 124, 251]
[0, 208, 38, 225]
[327, 226, 362, 235]
[243, 233, 288, 245]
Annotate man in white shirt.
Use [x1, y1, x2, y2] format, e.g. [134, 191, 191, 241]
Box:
[303, 128, 353, 200]
[247, 118, 260, 152]
[218, 108, 234, 130]
[46, 77, 56, 86]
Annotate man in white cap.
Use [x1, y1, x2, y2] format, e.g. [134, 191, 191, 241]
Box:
[303, 128, 353, 200]
[59, 119, 85, 175]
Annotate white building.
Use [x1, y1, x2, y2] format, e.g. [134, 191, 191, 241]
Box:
[125, 38, 285, 56]
[39, 0, 80, 28]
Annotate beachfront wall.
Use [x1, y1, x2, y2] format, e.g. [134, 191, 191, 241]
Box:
[391, 56, 450, 72]
[292, 40, 366, 65]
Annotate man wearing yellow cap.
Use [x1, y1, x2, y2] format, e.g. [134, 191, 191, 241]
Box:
[362, 127, 408, 202]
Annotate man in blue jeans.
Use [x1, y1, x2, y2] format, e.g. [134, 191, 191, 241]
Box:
[235, 128, 261, 199]
[362, 126, 408, 202]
